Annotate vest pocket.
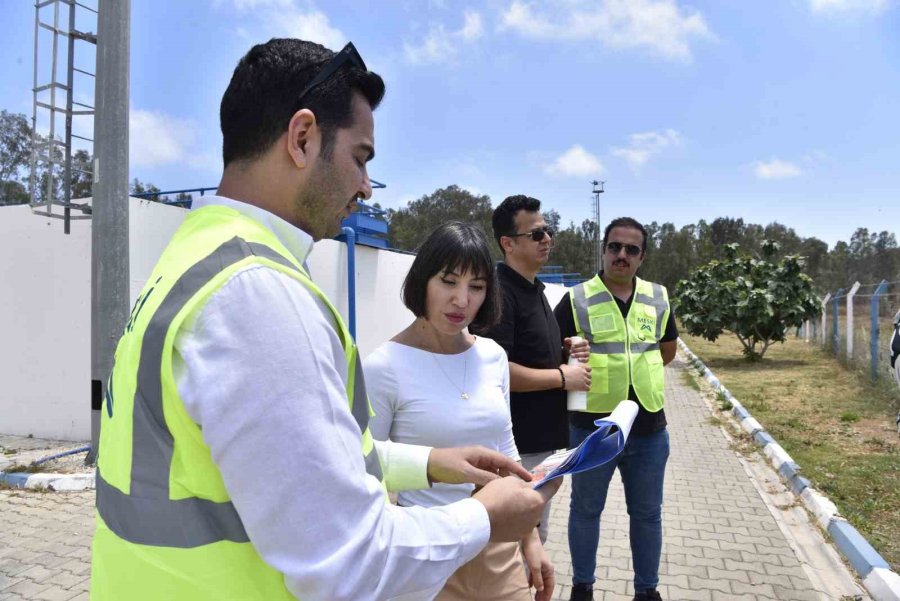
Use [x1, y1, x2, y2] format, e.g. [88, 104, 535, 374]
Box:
[589, 353, 608, 394]
[643, 351, 665, 399]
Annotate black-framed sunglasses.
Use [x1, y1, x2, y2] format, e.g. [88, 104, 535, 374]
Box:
[295, 42, 367, 108]
[605, 241, 642, 257]
[507, 226, 555, 242]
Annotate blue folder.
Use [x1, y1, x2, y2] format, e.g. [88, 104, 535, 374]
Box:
[533, 400, 638, 490]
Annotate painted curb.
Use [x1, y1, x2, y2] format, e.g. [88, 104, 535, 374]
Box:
[864, 568, 900, 601]
[678, 338, 900, 601]
[0, 470, 95, 491]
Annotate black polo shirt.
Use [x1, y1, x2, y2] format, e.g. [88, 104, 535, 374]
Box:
[476, 262, 568, 454]
[553, 276, 678, 436]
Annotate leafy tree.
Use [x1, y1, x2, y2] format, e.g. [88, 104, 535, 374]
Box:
[386, 185, 495, 255]
[130, 178, 161, 199]
[675, 241, 821, 360]
[0, 110, 31, 184]
[549, 218, 595, 278]
[0, 109, 96, 206]
[0, 110, 32, 205]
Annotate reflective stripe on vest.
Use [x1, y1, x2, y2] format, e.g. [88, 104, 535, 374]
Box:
[97, 236, 381, 549]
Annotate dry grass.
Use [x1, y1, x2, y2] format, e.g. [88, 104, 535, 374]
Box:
[681, 332, 900, 571]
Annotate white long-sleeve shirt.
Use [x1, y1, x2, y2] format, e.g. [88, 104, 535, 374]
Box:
[172, 196, 490, 601]
[365, 339, 519, 509]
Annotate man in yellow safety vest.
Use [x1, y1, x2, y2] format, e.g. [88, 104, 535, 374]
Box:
[90, 38, 555, 601]
[554, 217, 678, 601]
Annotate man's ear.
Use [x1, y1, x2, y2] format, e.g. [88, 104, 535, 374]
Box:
[499, 235, 513, 256]
[286, 109, 317, 169]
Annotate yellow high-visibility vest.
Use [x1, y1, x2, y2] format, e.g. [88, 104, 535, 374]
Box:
[567, 275, 670, 413]
[91, 205, 383, 600]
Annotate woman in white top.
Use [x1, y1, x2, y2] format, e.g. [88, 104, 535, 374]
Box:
[365, 222, 553, 601]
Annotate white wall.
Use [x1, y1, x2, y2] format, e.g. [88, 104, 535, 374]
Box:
[0, 199, 189, 440]
[308, 240, 416, 359]
[0, 201, 414, 440]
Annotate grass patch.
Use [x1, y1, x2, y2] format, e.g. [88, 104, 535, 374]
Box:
[3, 463, 42, 473]
[680, 332, 900, 571]
[681, 370, 701, 391]
[840, 412, 860, 423]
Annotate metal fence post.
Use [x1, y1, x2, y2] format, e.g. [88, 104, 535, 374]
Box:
[846, 281, 860, 359]
[821, 293, 831, 346]
[832, 289, 843, 353]
[870, 280, 889, 381]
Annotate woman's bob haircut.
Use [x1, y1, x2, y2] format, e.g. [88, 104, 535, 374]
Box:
[402, 221, 501, 332]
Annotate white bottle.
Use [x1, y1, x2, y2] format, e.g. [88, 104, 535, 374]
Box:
[567, 336, 588, 411]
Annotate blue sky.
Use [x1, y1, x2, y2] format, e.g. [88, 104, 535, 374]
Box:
[2, 0, 897, 246]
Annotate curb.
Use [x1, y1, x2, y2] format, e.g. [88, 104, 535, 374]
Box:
[0, 470, 95, 491]
[678, 338, 900, 601]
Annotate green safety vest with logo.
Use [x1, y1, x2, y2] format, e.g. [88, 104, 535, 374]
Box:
[568, 275, 671, 414]
[91, 205, 384, 600]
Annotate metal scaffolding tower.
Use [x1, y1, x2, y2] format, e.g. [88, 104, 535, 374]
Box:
[29, 0, 98, 234]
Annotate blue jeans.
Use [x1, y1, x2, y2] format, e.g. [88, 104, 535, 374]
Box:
[568, 425, 669, 591]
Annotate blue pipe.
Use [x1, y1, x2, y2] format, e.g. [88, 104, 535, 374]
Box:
[32, 445, 91, 466]
[871, 280, 888, 381]
[342, 226, 357, 339]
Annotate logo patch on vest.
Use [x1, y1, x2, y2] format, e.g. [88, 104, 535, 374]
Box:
[637, 316, 654, 333]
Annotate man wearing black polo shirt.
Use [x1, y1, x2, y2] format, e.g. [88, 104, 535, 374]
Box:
[476, 195, 591, 543]
[554, 217, 677, 601]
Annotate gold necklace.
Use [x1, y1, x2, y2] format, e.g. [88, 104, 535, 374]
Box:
[430, 350, 469, 400]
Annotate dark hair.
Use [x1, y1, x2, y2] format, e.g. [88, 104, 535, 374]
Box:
[220, 38, 385, 167]
[402, 222, 501, 332]
[603, 217, 648, 253]
[491, 194, 542, 252]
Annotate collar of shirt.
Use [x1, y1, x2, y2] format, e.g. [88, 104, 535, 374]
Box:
[191, 195, 314, 266]
[498, 262, 544, 292]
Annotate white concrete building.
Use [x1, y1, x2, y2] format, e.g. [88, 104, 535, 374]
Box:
[0, 199, 417, 440]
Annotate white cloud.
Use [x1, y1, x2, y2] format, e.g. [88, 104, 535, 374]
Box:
[545, 145, 605, 178]
[499, 0, 712, 62]
[271, 10, 346, 50]
[229, 0, 292, 8]
[753, 158, 803, 180]
[404, 10, 485, 65]
[219, 0, 347, 50]
[809, 0, 890, 13]
[611, 129, 681, 169]
[460, 11, 485, 40]
[129, 109, 196, 168]
[129, 109, 221, 174]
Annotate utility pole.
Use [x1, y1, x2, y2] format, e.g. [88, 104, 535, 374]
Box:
[592, 180, 605, 275]
[88, 0, 130, 465]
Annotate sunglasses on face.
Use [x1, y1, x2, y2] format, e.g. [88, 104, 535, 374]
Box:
[295, 42, 367, 108]
[507, 226, 555, 242]
[605, 242, 642, 257]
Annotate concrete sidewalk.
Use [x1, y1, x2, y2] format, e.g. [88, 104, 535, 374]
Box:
[546, 355, 867, 601]
[0, 355, 868, 600]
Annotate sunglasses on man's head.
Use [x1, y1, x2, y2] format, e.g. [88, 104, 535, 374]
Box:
[507, 226, 555, 242]
[295, 42, 367, 108]
[605, 242, 642, 257]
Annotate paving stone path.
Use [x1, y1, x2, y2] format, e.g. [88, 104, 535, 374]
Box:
[0, 355, 868, 600]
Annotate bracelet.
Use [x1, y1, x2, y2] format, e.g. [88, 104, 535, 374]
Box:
[557, 366, 566, 390]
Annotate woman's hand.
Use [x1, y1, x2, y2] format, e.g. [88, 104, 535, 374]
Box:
[522, 528, 555, 601]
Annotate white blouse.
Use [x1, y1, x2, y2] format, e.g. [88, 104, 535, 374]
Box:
[365, 337, 520, 509]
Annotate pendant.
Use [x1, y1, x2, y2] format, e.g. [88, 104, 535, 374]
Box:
[461, 392, 469, 400]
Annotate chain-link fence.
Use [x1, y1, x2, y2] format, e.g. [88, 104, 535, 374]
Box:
[801, 280, 900, 386]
